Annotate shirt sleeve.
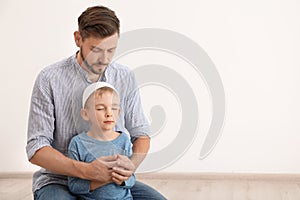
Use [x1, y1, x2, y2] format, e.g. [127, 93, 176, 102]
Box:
[26, 70, 55, 160]
[121, 174, 136, 189]
[123, 71, 151, 142]
[67, 138, 91, 194]
[121, 134, 136, 189]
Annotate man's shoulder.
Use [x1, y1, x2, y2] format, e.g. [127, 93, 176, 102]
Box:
[109, 62, 132, 74]
[36, 55, 76, 83]
[107, 62, 136, 84]
[42, 55, 75, 73]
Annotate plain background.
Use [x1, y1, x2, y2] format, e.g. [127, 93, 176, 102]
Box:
[0, 0, 300, 173]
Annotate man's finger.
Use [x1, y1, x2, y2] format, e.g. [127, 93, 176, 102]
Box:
[112, 171, 129, 182]
[97, 159, 118, 169]
[112, 167, 132, 177]
[98, 154, 118, 162]
[115, 155, 135, 171]
[112, 177, 123, 186]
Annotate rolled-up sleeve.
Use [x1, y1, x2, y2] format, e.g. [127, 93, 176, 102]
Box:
[123, 71, 150, 142]
[122, 174, 136, 189]
[26, 71, 55, 160]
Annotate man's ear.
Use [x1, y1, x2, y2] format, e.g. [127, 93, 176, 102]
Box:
[74, 31, 82, 47]
[81, 108, 89, 121]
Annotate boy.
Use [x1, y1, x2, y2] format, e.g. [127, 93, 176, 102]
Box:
[68, 82, 134, 200]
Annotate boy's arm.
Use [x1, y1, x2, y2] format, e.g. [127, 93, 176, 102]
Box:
[120, 136, 138, 188]
[67, 140, 114, 192]
[120, 174, 136, 189]
[67, 143, 93, 194]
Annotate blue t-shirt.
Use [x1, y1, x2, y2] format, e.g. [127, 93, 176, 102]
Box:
[68, 131, 135, 200]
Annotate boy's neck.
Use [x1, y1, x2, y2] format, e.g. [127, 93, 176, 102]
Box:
[87, 129, 120, 141]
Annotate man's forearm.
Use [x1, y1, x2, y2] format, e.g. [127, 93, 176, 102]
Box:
[131, 136, 150, 169]
[30, 146, 116, 188]
[30, 146, 87, 179]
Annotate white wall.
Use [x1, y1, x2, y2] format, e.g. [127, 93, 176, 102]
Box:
[1, 0, 300, 173]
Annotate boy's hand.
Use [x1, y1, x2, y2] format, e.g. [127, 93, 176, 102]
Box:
[112, 154, 135, 185]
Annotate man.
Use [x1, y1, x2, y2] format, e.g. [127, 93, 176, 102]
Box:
[26, 5, 166, 200]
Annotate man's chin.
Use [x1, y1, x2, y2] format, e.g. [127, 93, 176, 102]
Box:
[92, 66, 107, 74]
[90, 68, 105, 75]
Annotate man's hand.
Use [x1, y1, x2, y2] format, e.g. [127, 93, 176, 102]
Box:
[84, 155, 118, 190]
[112, 154, 135, 185]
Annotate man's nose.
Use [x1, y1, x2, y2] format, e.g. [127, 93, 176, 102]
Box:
[98, 51, 109, 64]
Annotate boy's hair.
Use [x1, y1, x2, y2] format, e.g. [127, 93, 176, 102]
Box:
[85, 87, 120, 109]
[78, 5, 120, 40]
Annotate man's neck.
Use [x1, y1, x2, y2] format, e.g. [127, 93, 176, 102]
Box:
[76, 52, 101, 83]
[88, 74, 101, 83]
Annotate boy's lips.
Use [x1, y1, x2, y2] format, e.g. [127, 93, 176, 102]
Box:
[104, 120, 114, 124]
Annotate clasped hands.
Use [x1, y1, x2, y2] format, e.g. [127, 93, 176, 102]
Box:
[87, 154, 135, 189]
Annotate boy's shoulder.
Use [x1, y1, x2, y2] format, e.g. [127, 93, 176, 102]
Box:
[68, 132, 86, 147]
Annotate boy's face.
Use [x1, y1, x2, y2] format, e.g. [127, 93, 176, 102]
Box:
[75, 32, 119, 75]
[84, 90, 120, 132]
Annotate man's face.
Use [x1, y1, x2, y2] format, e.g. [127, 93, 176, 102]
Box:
[76, 32, 119, 75]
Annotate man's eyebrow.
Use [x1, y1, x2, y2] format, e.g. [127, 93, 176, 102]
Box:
[91, 46, 117, 51]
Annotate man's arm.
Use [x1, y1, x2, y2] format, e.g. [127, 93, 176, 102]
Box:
[30, 146, 115, 183]
[131, 136, 150, 169]
[111, 70, 151, 184]
[111, 136, 150, 185]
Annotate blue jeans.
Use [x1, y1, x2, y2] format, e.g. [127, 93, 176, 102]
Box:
[34, 181, 166, 200]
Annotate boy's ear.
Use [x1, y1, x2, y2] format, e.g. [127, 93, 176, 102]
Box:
[80, 108, 89, 121]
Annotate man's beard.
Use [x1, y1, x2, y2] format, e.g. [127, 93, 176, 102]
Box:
[80, 49, 105, 75]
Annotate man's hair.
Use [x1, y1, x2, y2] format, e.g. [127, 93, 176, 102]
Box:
[78, 6, 120, 39]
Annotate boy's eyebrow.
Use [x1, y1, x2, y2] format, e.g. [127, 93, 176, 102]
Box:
[95, 103, 120, 106]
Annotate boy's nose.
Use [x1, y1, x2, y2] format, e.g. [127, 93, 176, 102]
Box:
[106, 113, 112, 117]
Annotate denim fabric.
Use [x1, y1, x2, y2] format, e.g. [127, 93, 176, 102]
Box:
[34, 184, 77, 200]
[34, 181, 167, 200]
